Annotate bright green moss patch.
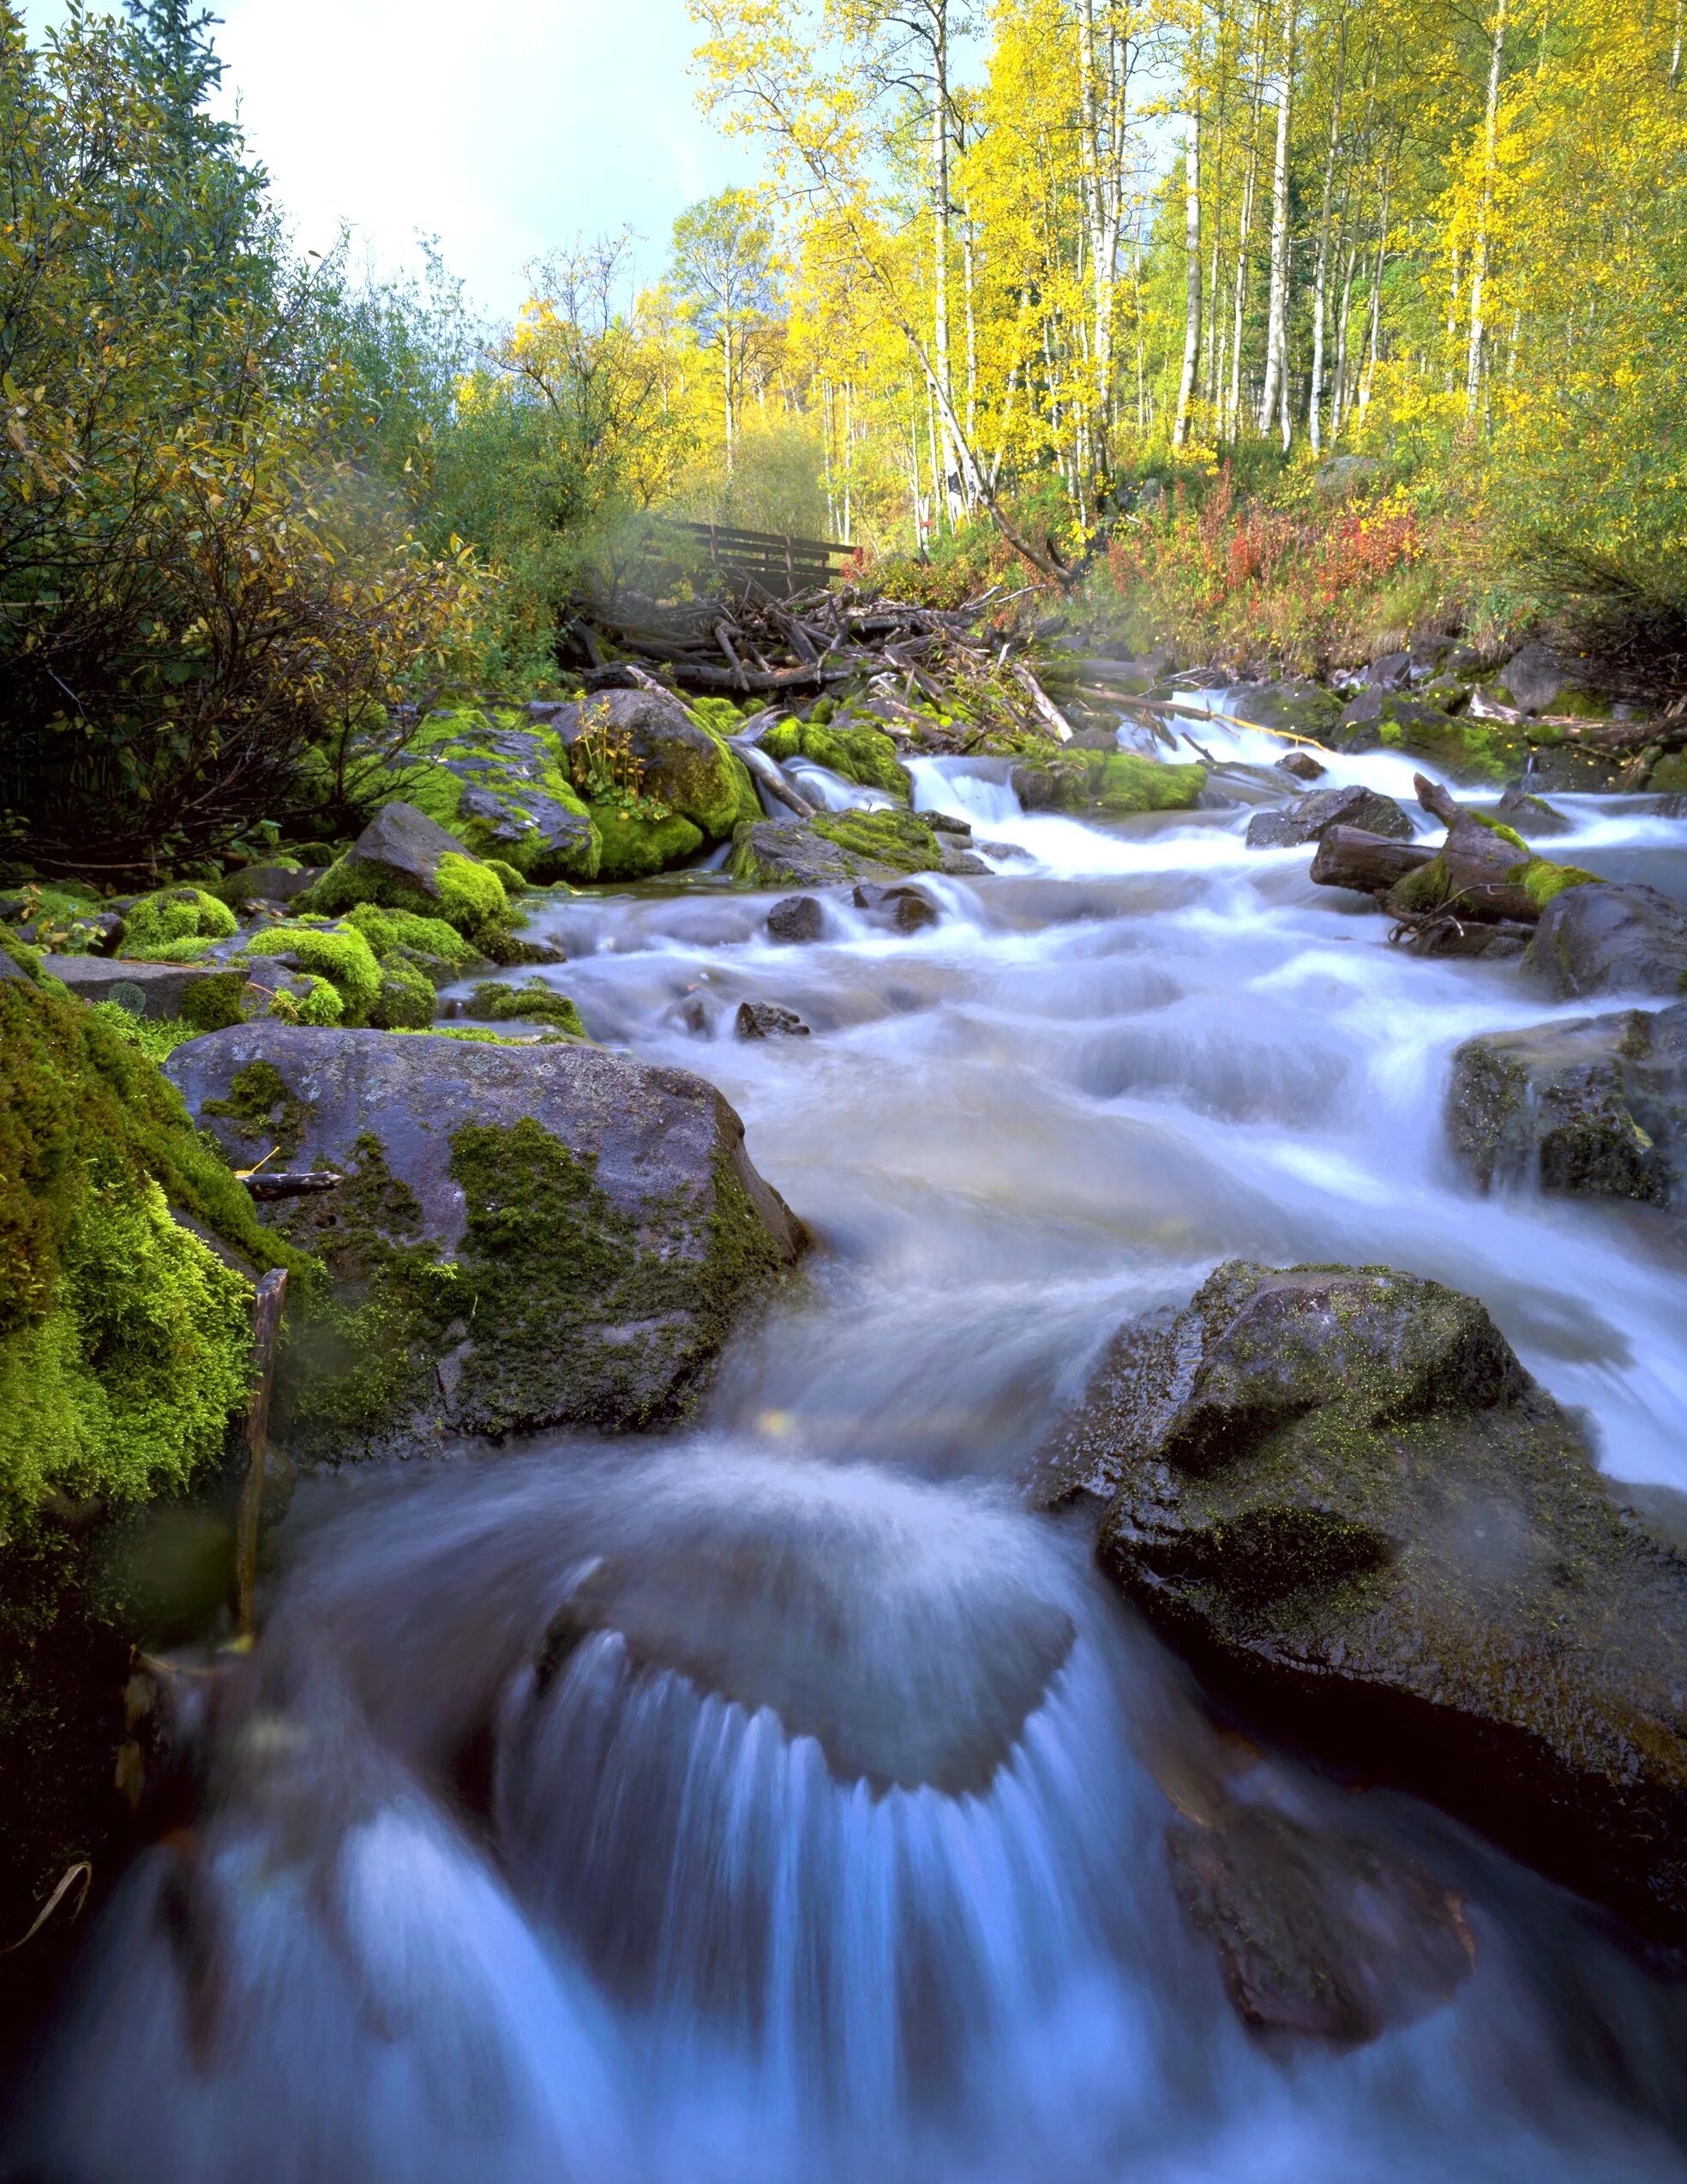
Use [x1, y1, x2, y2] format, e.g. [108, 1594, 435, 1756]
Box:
[1513, 857, 1600, 909]
[299, 843, 510, 941]
[116, 886, 236, 958]
[1092, 752, 1207, 813]
[591, 803, 705, 880]
[811, 807, 947, 873]
[761, 717, 912, 800]
[1469, 812, 1530, 851]
[342, 903, 480, 968]
[86, 1003, 201, 1064]
[463, 980, 585, 1036]
[398, 707, 600, 881]
[239, 923, 382, 1023]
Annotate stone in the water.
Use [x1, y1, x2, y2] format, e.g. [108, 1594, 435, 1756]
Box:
[925, 811, 973, 836]
[766, 894, 825, 944]
[167, 1026, 805, 1453]
[1246, 784, 1414, 849]
[1449, 1005, 1687, 1203]
[1055, 1259, 1687, 1942]
[852, 881, 940, 932]
[735, 1000, 810, 1040]
[1366, 651, 1411, 690]
[1525, 879, 1687, 999]
[1277, 751, 1326, 783]
[1168, 1803, 1474, 2044]
[1495, 783, 1571, 837]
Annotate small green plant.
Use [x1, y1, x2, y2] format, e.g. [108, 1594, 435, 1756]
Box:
[567, 699, 674, 821]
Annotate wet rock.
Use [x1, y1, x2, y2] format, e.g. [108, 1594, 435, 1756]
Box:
[731, 819, 861, 889]
[938, 843, 991, 876]
[166, 1026, 805, 1453]
[319, 801, 461, 903]
[766, 894, 825, 944]
[1234, 681, 1345, 742]
[1168, 1803, 1474, 2043]
[852, 881, 940, 933]
[1449, 1005, 1687, 1203]
[1522, 744, 1626, 794]
[1063, 1259, 1687, 1941]
[1525, 880, 1687, 999]
[1495, 784, 1572, 837]
[1334, 687, 1457, 746]
[925, 811, 974, 835]
[735, 1000, 810, 1040]
[1277, 751, 1326, 783]
[1246, 785, 1414, 849]
[389, 713, 599, 881]
[1398, 918, 1531, 960]
[39, 955, 292, 1029]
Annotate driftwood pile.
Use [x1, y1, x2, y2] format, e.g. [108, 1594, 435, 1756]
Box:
[564, 582, 1089, 747]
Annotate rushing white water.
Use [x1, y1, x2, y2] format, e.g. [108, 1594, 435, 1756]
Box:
[15, 739, 1687, 2183]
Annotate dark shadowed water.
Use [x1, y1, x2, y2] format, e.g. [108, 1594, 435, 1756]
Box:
[12, 715, 1687, 2182]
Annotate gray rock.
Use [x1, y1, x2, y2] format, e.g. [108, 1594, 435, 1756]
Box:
[1498, 641, 1567, 713]
[924, 811, 973, 836]
[1334, 688, 1458, 747]
[766, 895, 825, 944]
[1494, 784, 1571, 837]
[1366, 651, 1411, 690]
[1277, 752, 1326, 783]
[43, 956, 237, 1021]
[456, 778, 595, 874]
[1449, 1005, 1687, 1203]
[731, 820, 859, 889]
[219, 864, 318, 906]
[735, 1001, 810, 1040]
[327, 801, 465, 903]
[546, 687, 744, 839]
[1234, 681, 1345, 741]
[166, 1027, 805, 1451]
[0, 948, 27, 983]
[852, 882, 940, 933]
[1246, 785, 1414, 850]
[1051, 1260, 1687, 1942]
[938, 844, 991, 876]
[1526, 880, 1687, 999]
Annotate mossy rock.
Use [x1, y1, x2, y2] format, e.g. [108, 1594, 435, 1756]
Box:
[462, 980, 585, 1036]
[810, 807, 947, 875]
[590, 803, 705, 882]
[1012, 750, 1205, 815]
[166, 1026, 807, 1458]
[115, 886, 237, 958]
[1234, 681, 1346, 741]
[760, 717, 911, 801]
[1056, 1260, 1687, 1943]
[1646, 751, 1687, 795]
[236, 923, 384, 1026]
[392, 707, 600, 882]
[549, 688, 750, 843]
[299, 804, 511, 945]
[0, 982, 301, 1968]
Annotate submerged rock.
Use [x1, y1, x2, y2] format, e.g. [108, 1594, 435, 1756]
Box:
[1449, 1005, 1687, 1203]
[852, 881, 941, 933]
[735, 1000, 810, 1040]
[730, 808, 948, 888]
[166, 1027, 805, 1455]
[1168, 1803, 1474, 2044]
[766, 894, 825, 944]
[1494, 784, 1572, 838]
[1246, 785, 1414, 849]
[1054, 1260, 1687, 1941]
[1525, 880, 1687, 1000]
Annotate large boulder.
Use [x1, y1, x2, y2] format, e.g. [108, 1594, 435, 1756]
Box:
[1012, 750, 1206, 815]
[393, 709, 599, 882]
[1246, 784, 1414, 849]
[166, 1027, 805, 1456]
[1449, 1005, 1687, 1204]
[546, 687, 755, 843]
[1525, 880, 1687, 999]
[729, 808, 950, 887]
[1234, 681, 1345, 742]
[1046, 1260, 1687, 1941]
[1334, 689, 1528, 782]
[1498, 641, 1568, 714]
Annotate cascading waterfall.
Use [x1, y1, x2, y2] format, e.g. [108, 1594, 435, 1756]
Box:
[13, 738, 1687, 2184]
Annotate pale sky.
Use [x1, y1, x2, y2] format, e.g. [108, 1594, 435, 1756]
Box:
[21, 0, 754, 317]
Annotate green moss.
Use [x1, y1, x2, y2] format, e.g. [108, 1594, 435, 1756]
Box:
[116, 886, 236, 958]
[464, 980, 585, 1035]
[1385, 856, 1453, 915]
[761, 717, 912, 800]
[342, 903, 480, 969]
[299, 843, 510, 942]
[1092, 752, 1207, 813]
[1512, 857, 1600, 909]
[390, 1025, 562, 1045]
[591, 803, 705, 880]
[1469, 812, 1530, 851]
[201, 1059, 309, 1164]
[178, 968, 251, 1033]
[397, 707, 600, 880]
[238, 923, 383, 1024]
[86, 1003, 201, 1064]
[811, 807, 946, 874]
[2, 885, 111, 955]
[485, 858, 530, 894]
[369, 953, 437, 1029]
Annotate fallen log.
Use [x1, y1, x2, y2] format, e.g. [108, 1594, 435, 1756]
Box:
[1309, 827, 1436, 896]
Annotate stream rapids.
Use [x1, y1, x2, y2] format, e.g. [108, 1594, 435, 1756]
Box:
[11, 710, 1687, 2182]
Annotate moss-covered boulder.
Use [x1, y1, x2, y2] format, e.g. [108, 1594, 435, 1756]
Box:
[1045, 1260, 1687, 1941]
[461, 978, 586, 1036]
[1011, 750, 1206, 815]
[729, 810, 950, 887]
[0, 981, 293, 1976]
[392, 707, 600, 882]
[1234, 681, 1345, 742]
[114, 885, 237, 958]
[591, 804, 705, 882]
[549, 688, 756, 844]
[1524, 880, 1687, 1000]
[166, 1027, 806, 1457]
[299, 803, 510, 942]
[760, 717, 911, 800]
[1449, 1005, 1687, 1204]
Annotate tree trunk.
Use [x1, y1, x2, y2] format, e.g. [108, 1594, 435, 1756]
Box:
[1307, 6, 1349, 452]
[931, 2, 956, 510]
[1258, 0, 1295, 435]
[1174, 101, 1203, 447]
[1464, 0, 1509, 423]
